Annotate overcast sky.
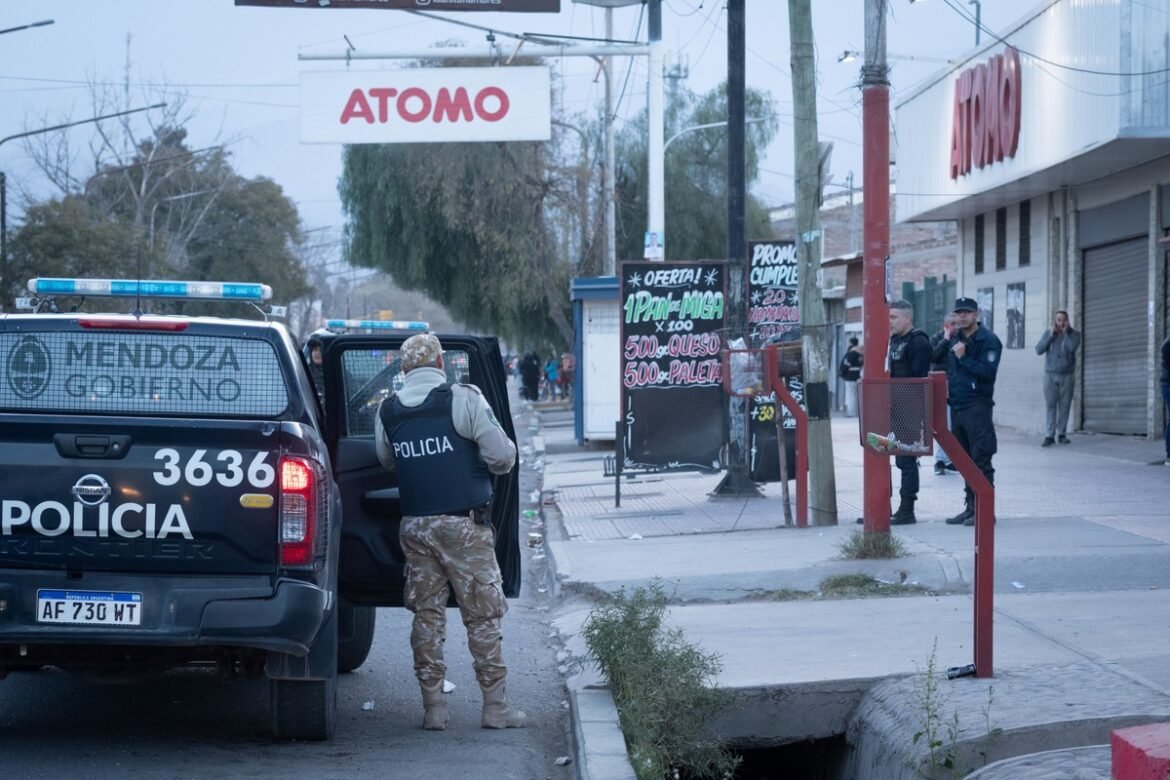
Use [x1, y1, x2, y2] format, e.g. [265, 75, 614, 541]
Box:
[2, 0, 1020, 257]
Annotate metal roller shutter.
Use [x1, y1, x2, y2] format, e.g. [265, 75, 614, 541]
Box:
[1082, 237, 1148, 434]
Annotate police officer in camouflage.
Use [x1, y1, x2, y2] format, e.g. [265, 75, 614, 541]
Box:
[375, 333, 525, 731]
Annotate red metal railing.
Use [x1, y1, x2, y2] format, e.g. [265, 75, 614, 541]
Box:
[860, 372, 995, 677]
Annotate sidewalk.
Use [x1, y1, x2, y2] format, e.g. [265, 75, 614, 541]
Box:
[536, 412, 1170, 779]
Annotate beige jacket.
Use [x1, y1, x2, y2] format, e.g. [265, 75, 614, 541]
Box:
[374, 366, 516, 475]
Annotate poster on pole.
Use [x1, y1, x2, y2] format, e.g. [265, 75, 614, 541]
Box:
[746, 239, 803, 482]
[620, 261, 726, 471]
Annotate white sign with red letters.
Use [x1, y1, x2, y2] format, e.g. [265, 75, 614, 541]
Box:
[300, 67, 551, 144]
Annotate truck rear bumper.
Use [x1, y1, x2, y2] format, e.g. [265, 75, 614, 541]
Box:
[0, 571, 330, 657]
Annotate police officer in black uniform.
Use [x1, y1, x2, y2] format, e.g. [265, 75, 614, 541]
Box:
[304, 328, 332, 406]
[887, 300, 933, 524]
[935, 297, 1003, 526]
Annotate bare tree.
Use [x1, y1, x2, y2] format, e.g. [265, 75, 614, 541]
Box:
[21, 82, 232, 275]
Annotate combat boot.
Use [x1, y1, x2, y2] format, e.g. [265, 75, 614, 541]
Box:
[420, 681, 448, 731]
[945, 503, 974, 525]
[891, 498, 916, 525]
[481, 679, 527, 729]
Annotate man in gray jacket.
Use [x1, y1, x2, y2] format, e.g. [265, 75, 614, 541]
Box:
[1035, 310, 1080, 446]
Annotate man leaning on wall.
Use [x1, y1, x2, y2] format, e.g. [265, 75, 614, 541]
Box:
[1034, 310, 1080, 447]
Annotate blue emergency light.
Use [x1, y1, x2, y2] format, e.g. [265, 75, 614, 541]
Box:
[325, 319, 429, 332]
[27, 278, 273, 302]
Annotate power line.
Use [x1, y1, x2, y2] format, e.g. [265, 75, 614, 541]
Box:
[667, 0, 708, 20]
[940, 0, 1170, 77]
[0, 75, 297, 89]
[613, 3, 647, 121]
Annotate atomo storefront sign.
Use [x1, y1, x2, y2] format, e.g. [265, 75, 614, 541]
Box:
[301, 67, 552, 144]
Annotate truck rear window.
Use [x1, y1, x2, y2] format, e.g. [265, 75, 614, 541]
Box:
[1, 331, 289, 418]
[341, 348, 471, 436]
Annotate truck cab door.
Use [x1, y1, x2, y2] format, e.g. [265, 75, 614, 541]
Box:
[322, 334, 520, 606]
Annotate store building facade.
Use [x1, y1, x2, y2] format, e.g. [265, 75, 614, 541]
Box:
[895, 0, 1170, 438]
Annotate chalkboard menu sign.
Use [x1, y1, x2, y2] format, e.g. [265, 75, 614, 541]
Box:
[747, 240, 803, 482]
[620, 261, 726, 470]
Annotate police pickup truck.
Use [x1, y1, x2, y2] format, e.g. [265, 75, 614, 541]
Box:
[0, 279, 520, 740]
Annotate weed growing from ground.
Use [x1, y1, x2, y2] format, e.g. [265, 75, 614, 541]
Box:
[912, 640, 960, 777]
[582, 582, 740, 780]
[838, 529, 907, 559]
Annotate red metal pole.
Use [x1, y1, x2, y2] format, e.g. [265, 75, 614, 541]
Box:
[765, 346, 809, 528]
[929, 373, 995, 677]
[773, 380, 809, 529]
[861, 22, 892, 532]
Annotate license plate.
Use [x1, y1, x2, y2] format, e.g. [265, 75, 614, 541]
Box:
[36, 590, 143, 626]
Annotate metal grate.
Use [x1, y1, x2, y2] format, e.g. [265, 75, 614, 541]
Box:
[0, 331, 288, 418]
[858, 378, 933, 456]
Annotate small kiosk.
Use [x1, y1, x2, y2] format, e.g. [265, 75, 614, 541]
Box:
[569, 276, 620, 445]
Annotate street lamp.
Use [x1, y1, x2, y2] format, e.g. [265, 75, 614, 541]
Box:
[663, 117, 767, 155]
[0, 103, 166, 310]
[908, 0, 981, 46]
[838, 49, 953, 65]
[0, 19, 54, 36]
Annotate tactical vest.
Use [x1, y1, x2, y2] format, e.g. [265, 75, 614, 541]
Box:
[379, 384, 492, 517]
[889, 329, 928, 378]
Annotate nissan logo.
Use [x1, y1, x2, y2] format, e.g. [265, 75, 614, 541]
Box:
[71, 474, 112, 507]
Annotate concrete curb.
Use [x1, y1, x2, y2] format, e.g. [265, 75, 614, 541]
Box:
[568, 685, 638, 780]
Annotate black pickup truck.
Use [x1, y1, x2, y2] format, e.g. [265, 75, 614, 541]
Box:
[0, 290, 519, 740]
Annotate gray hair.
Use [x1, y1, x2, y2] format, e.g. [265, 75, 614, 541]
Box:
[890, 299, 914, 314]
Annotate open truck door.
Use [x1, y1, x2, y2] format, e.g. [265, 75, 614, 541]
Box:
[322, 334, 521, 607]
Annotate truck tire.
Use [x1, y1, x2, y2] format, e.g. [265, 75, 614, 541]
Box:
[271, 667, 338, 741]
[337, 601, 376, 674]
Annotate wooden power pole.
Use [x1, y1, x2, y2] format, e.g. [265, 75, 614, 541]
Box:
[788, 0, 837, 524]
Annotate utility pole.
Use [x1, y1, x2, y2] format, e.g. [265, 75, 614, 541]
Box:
[646, 0, 665, 258]
[712, 0, 760, 497]
[861, 0, 893, 532]
[604, 6, 616, 275]
[789, 0, 837, 524]
[847, 171, 858, 253]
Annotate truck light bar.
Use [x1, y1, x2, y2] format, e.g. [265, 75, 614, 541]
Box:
[27, 278, 273, 302]
[325, 319, 429, 331]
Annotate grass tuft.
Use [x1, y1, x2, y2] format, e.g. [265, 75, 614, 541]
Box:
[838, 529, 907, 559]
[582, 581, 740, 780]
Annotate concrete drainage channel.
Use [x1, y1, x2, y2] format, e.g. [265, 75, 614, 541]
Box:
[570, 666, 1170, 779]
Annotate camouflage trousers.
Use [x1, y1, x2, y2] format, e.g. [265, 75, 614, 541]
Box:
[400, 513, 509, 689]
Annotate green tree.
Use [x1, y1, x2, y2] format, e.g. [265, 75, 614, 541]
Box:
[339, 135, 579, 351]
[6, 125, 309, 313]
[615, 82, 778, 262]
[182, 176, 310, 314]
[7, 196, 144, 295]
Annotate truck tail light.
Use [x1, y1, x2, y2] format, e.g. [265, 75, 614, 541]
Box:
[279, 456, 316, 567]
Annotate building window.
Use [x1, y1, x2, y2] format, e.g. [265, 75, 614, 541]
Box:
[1019, 200, 1031, 266]
[974, 214, 985, 274]
[995, 207, 1007, 270]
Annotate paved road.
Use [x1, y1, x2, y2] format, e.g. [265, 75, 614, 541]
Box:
[0, 384, 571, 780]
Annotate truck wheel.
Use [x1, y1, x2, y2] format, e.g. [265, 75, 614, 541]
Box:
[337, 601, 376, 674]
[270, 668, 338, 741]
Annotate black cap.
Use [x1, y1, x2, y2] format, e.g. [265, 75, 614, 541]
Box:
[953, 297, 978, 312]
